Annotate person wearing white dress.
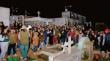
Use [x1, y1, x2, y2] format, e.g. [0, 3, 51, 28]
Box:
[0, 27, 9, 61]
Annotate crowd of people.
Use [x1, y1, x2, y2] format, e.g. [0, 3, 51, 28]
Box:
[0, 21, 110, 61]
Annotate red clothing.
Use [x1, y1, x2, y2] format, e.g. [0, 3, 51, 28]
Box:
[67, 31, 75, 39]
[52, 36, 58, 44]
[105, 28, 110, 33]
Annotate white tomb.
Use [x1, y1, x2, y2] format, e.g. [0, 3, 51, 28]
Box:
[40, 36, 81, 61]
[54, 47, 81, 61]
[40, 46, 81, 61]
[77, 36, 93, 61]
[61, 36, 73, 54]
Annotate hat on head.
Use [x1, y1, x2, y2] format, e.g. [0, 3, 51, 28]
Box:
[21, 25, 27, 30]
[27, 25, 32, 30]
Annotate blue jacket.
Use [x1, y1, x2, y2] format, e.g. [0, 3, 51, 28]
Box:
[0, 34, 4, 42]
[105, 33, 110, 43]
[0, 34, 9, 42]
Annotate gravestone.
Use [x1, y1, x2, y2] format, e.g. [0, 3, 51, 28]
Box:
[61, 36, 73, 54]
[39, 36, 81, 61]
[40, 46, 64, 61]
[77, 37, 93, 61]
[54, 46, 81, 61]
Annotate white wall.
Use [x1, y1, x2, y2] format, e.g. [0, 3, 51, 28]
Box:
[53, 18, 66, 26]
[25, 17, 66, 26]
[0, 7, 10, 26]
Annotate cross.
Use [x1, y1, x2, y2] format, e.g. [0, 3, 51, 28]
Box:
[61, 36, 73, 54]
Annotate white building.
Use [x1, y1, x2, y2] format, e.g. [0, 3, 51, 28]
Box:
[62, 8, 87, 26]
[24, 17, 51, 26]
[10, 15, 24, 23]
[0, 7, 10, 26]
[24, 16, 66, 26]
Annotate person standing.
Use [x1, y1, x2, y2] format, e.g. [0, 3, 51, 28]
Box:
[93, 32, 99, 49]
[31, 31, 39, 54]
[67, 27, 76, 45]
[0, 27, 9, 61]
[48, 28, 53, 45]
[98, 31, 106, 51]
[105, 29, 110, 52]
[60, 28, 67, 45]
[52, 28, 58, 45]
[39, 31, 45, 49]
[74, 29, 79, 44]
[46, 28, 50, 45]
[44, 29, 48, 46]
[18, 25, 30, 61]
[7, 28, 18, 57]
[28, 28, 33, 48]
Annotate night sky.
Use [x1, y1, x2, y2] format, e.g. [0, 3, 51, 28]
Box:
[0, 0, 110, 22]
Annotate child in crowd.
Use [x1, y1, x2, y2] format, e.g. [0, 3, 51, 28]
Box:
[39, 31, 45, 49]
[8, 28, 18, 57]
[31, 31, 39, 54]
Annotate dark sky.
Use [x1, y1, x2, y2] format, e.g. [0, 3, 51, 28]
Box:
[0, 0, 110, 22]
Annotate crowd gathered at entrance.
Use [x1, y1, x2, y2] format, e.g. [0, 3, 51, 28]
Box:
[0, 21, 110, 61]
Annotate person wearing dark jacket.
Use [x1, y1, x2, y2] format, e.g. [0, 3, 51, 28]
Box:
[60, 29, 67, 45]
[105, 32, 110, 52]
[99, 32, 106, 51]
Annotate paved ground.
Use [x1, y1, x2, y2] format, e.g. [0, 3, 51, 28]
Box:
[5, 44, 100, 61]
